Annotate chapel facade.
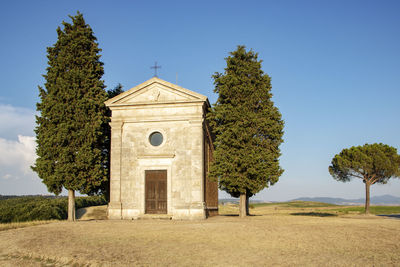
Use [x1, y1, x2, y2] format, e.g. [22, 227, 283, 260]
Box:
[105, 77, 218, 220]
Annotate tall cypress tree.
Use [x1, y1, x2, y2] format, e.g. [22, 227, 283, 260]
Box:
[208, 46, 284, 218]
[32, 12, 109, 221]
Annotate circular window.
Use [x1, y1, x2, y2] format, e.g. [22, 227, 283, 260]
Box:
[149, 132, 163, 146]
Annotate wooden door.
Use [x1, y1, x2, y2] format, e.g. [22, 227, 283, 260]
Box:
[145, 170, 167, 214]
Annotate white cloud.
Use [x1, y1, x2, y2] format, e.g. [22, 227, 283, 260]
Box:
[0, 104, 36, 140]
[0, 135, 37, 176]
[0, 104, 49, 195]
[0, 134, 49, 194]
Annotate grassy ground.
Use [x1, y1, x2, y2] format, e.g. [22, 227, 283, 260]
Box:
[251, 201, 337, 208]
[0, 202, 399, 266]
[325, 205, 400, 215]
[246, 201, 400, 217]
[0, 220, 54, 232]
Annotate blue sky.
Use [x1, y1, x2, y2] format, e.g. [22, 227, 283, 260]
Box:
[0, 0, 399, 201]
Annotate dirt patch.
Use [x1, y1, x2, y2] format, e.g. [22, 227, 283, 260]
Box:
[76, 205, 107, 221]
[0, 210, 399, 266]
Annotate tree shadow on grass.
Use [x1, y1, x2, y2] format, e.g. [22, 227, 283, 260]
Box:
[76, 208, 87, 219]
[377, 214, 400, 219]
[220, 214, 261, 217]
[290, 212, 337, 217]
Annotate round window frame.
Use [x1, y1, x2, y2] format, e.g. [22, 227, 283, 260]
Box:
[148, 131, 164, 147]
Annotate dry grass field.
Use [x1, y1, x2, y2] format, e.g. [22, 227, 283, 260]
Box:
[0, 203, 399, 266]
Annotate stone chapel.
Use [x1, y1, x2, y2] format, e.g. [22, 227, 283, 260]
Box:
[105, 77, 218, 220]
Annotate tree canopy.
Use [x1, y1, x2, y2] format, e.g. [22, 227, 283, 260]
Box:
[107, 83, 124, 99]
[329, 143, 400, 213]
[208, 45, 284, 217]
[32, 12, 109, 220]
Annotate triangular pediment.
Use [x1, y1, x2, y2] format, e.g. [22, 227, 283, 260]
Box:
[105, 77, 207, 107]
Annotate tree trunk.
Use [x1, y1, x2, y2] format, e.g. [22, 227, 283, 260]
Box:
[68, 189, 76, 222]
[365, 182, 370, 214]
[239, 192, 247, 218]
[245, 194, 250, 216]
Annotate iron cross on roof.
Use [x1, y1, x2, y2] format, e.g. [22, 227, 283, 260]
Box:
[151, 62, 161, 77]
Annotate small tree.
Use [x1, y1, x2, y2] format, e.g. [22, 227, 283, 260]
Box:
[107, 83, 124, 99]
[208, 46, 284, 218]
[101, 83, 124, 201]
[329, 143, 400, 214]
[32, 12, 109, 221]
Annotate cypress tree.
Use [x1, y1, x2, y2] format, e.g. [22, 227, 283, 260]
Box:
[208, 46, 284, 218]
[32, 12, 109, 221]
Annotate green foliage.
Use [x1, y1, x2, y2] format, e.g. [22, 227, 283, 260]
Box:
[107, 83, 124, 99]
[208, 45, 284, 198]
[32, 12, 109, 196]
[0, 195, 106, 223]
[329, 143, 400, 184]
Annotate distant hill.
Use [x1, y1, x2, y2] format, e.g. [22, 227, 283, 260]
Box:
[0, 195, 60, 201]
[291, 195, 400, 205]
[219, 195, 400, 205]
[0, 195, 20, 200]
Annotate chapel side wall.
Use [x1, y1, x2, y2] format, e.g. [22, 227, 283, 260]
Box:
[204, 122, 218, 217]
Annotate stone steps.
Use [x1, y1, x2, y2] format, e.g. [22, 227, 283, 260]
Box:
[137, 214, 172, 220]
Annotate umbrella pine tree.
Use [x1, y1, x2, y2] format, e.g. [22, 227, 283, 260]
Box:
[329, 143, 400, 214]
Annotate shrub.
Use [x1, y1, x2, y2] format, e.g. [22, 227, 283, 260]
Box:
[0, 195, 106, 223]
